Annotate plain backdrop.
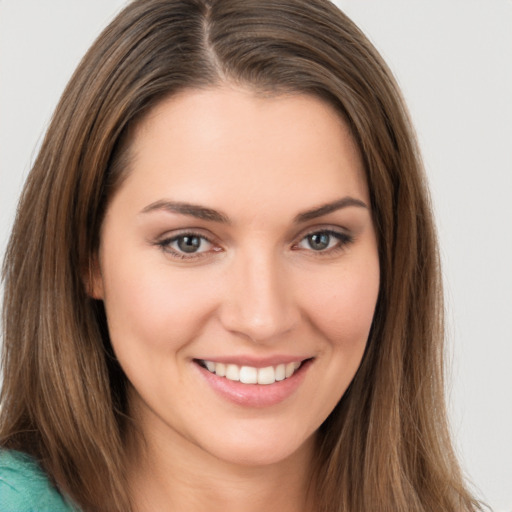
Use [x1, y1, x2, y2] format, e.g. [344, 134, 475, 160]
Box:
[1, 1, 511, 510]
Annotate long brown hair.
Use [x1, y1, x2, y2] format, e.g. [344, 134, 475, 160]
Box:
[1, 1, 482, 510]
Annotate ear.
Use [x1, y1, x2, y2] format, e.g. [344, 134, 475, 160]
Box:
[83, 253, 105, 300]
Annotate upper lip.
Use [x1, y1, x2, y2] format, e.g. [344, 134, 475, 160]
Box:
[194, 355, 312, 368]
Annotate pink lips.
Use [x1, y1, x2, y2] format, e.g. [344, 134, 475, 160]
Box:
[195, 358, 312, 408]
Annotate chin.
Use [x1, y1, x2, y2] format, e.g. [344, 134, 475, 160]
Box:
[194, 422, 316, 468]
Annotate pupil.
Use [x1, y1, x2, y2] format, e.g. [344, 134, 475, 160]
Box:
[178, 236, 201, 253]
[309, 233, 330, 250]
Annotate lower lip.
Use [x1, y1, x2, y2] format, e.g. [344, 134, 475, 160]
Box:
[195, 360, 312, 408]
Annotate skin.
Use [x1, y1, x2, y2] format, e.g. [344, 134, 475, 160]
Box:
[91, 86, 380, 511]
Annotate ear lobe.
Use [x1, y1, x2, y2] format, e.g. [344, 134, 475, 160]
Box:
[83, 255, 105, 300]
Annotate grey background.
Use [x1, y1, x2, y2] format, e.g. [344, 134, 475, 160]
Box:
[1, 1, 511, 510]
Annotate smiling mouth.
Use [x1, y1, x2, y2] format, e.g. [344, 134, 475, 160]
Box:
[195, 359, 307, 385]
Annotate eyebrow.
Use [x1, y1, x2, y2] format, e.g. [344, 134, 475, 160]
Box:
[140, 196, 368, 224]
[293, 196, 368, 223]
[140, 200, 230, 223]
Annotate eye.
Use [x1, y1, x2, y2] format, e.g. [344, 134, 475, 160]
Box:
[296, 229, 353, 253]
[157, 233, 216, 258]
[174, 234, 208, 253]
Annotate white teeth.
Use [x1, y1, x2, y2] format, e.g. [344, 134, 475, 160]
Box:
[216, 362, 226, 377]
[285, 362, 295, 378]
[257, 366, 275, 385]
[201, 360, 303, 384]
[225, 364, 239, 381]
[239, 366, 258, 384]
[275, 364, 286, 381]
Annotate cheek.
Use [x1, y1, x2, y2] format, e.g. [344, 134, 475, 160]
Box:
[301, 257, 380, 349]
[100, 255, 220, 356]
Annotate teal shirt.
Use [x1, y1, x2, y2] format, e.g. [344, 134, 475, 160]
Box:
[0, 450, 79, 512]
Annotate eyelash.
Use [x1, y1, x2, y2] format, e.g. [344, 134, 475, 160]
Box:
[293, 229, 354, 256]
[155, 228, 354, 260]
[155, 231, 217, 260]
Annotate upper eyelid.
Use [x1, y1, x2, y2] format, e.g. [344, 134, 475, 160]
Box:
[154, 228, 216, 247]
[293, 224, 351, 242]
[157, 228, 217, 243]
[297, 230, 351, 245]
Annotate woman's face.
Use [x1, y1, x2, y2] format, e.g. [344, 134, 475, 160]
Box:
[91, 86, 379, 467]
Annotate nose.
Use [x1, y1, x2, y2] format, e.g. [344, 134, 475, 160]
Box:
[218, 249, 300, 343]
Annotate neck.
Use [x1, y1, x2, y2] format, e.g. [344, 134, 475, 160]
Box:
[127, 420, 316, 512]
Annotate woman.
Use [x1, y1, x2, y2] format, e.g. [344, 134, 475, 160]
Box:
[0, 0, 483, 511]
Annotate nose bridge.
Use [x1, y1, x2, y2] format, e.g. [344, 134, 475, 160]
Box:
[220, 246, 298, 342]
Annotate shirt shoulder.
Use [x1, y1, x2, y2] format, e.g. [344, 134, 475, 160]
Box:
[0, 450, 79, 512]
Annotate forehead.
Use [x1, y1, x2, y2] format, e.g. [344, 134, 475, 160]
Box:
[115, 86, 369, 219]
